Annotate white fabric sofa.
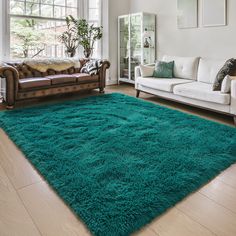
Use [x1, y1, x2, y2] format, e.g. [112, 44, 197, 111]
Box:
[135, 56, 236, 124]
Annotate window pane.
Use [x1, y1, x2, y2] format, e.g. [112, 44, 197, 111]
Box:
[10, 1, 25, 14]
[26, 0, 39, 3]
[92, 41, 98, 58]
[41, 4, 53, 18]
[41, 0, 53, 4]
[54, 6, 66, 18]
[26, 3, 40, 16]
[66, 7, 78, 18]
[54, 0, 66, 6]
[10, 0, 79, 19]
[67, 0, 77, 7]
[89, 0, 99, 8]
[10, 18, 66, 59]
[89, 9, 99, 21]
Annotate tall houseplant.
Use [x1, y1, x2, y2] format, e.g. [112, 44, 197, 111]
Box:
[59, 16, 79, 57]
[69, 16, 103, 58]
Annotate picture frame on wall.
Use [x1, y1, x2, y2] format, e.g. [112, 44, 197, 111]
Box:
[202, 0, 227, 27]
[177, 0, 198, 29]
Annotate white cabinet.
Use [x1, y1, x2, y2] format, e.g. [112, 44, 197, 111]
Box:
[118, 12, 156, 84]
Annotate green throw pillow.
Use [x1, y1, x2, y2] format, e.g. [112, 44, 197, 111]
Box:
[153, 61, 174, 78]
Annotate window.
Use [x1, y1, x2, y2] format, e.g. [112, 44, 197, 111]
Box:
[10, 0, 78, 59]
[8, 0, 102, 59]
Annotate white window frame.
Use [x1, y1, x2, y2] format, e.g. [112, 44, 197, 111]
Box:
[1, 0, 106, 60]
[2, 0, 10, 60]
[83, 0, 102, 58]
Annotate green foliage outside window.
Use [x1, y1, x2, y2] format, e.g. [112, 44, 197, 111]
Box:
[11, 19, 45, 58]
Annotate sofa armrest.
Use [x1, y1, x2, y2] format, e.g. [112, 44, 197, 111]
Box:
[135, 66, 141, 90]
[0, 65, 19, 106]
[135, 66, 141, 80]
[135, 64, 155, 81]
[99, 60, 111, 92]
[230, 80, 236, 115]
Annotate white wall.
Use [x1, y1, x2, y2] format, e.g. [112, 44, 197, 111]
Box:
[107, 0, 130, 84]
[129, 0, 236, 60]
[0, 1, 4, 61]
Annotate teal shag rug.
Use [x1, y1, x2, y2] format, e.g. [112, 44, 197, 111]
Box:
[0, 93, 236, 236]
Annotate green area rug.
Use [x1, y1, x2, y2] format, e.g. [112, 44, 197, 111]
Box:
[0, 93, 236, 236]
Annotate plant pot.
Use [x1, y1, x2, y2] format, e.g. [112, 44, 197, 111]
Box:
[83, 48, 93, 59]
[65, 48, 76, 58]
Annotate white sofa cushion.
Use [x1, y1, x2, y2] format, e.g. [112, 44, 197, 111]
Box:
[162, 55, 200, 80]
[139, 64, 155, 77]
[173, 82, 230, 105]
[231, 80, 236, 114]
[136, 77, 193, 93]
[221, 75, 236, 94]
[197, 58, 225, 84]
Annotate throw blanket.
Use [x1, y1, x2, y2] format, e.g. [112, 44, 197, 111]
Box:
[23, 58, 81, 73]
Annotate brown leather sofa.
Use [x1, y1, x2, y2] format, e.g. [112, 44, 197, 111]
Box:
[0, 59, 110, 108]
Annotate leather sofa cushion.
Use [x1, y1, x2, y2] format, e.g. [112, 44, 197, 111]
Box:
[19, 77, 51, 90]
[173, 82, 230, 105]
[136, 77, 193, 92]
[73, 73, 99, 83]
[46, 74, 77, 85]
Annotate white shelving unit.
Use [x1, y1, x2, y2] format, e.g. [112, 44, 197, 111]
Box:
[118, 12, 156, 84]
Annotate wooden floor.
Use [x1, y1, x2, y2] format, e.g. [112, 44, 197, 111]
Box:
[0, 84, 236, 236]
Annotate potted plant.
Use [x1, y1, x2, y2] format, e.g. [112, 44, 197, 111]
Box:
[59, 16, 79, 57]
[69, 16, 103, 58]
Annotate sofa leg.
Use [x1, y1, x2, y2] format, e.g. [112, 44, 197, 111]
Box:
[6, 105, 14, 110]
[136, 90, 140, 98]
[99, 88, 105, 94]
[234, 116, 236, 126]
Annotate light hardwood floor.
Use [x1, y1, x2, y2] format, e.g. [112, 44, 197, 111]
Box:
[0, 84, 236, 236]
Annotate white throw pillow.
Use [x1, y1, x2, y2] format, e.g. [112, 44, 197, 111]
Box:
[221, 75, 231, 94]
[81, 60, 102, 75]
[221, 75, 236, 94]
[140, 64, 155, 77]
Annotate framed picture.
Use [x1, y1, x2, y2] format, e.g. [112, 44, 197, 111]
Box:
[177, 0, 198, 29]
[202, 0, 226, 27]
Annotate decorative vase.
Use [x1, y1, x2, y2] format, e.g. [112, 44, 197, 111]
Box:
[144, 38, 150, 48]
[83, 48, 93, 59]
[65, 48, 76, 58]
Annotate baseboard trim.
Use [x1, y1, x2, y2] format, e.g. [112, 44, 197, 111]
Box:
[106, 79, 118, 86]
